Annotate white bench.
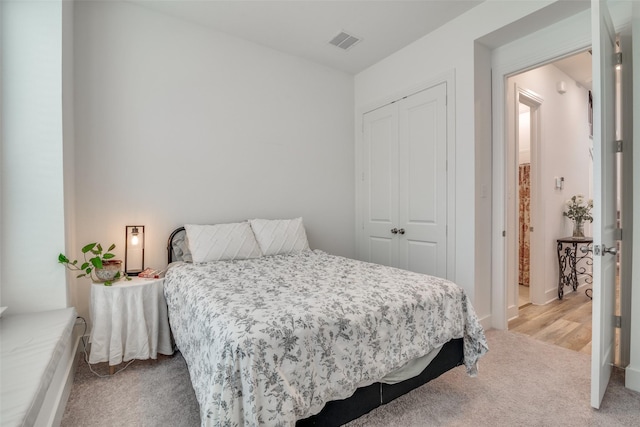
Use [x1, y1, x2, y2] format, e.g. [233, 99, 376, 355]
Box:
[1, 307, 80, 427]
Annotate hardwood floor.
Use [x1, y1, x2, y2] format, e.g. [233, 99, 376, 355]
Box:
[508, 288, 592, 354]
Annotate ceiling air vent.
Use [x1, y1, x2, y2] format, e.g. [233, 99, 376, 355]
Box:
[329, 31, 361, 50]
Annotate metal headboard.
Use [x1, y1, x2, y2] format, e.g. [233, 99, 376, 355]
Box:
[167, 226, 186, 264]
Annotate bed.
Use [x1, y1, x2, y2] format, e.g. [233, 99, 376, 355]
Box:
[164, 221, 488, 426]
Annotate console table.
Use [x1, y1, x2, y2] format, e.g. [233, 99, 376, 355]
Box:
[556, 237, 593, 300]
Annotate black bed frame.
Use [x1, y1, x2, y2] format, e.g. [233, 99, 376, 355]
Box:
[296, 338, 463, 426]
[167, 226, 186, 264]
[167, 227, 464, 426]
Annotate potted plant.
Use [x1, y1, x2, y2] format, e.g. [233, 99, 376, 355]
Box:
[58, 243, 129, 286]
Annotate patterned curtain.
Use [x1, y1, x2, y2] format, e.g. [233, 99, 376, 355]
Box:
[519, 163, 531, 287]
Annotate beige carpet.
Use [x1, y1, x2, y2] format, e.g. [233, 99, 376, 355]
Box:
[61, 330, 640, 426]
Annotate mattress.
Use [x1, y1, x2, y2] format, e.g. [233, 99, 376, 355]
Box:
[0, 307, 77, 427]
[164, 250, 488, 426]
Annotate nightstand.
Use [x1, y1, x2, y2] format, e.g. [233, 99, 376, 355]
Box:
[89, 277, 173, 374]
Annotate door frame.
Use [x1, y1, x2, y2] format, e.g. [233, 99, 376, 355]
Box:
[490, 13, 592, 329]
[355, 69, 456, 281]
[507, 85, 544, 319]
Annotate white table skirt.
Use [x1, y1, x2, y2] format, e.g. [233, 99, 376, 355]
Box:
[89, 277, 173, 365]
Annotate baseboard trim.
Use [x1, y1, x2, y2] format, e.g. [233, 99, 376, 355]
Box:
[478, 314, 493, 331]
[625, 364, 640, 393]
[543, 282, 591, 304]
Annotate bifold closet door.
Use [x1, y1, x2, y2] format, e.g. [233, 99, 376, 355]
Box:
[361, 82, 448, 277]
[397, 83, 447, 277]
[362, 102, 399, 268]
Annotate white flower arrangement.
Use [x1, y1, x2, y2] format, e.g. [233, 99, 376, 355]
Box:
[563, 194, 593, 223]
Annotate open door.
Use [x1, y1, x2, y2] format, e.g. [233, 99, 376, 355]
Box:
[590, 0, 618, 409]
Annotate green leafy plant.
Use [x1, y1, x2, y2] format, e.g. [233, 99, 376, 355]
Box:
[58, 243, 129, 286]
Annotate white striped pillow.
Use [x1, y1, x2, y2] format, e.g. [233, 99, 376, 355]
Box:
[185, 223, 262, 263]
[249, 218, 310, 256]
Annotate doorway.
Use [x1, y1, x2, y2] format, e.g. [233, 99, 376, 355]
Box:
[512, 88, 543, 314]
[487, 3, 633, 407]
[506, 51, 594, 351]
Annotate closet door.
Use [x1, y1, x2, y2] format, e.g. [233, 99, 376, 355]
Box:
[361, 102, 399, 267]
[361, 82, 448, 276]
[397, 83, 448, 277]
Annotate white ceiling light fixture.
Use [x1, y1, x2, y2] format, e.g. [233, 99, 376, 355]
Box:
[329, 30, 362, 51]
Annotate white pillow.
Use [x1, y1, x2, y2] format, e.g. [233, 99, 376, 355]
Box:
[185, 223, 263, 263]
[249, 217, 310, 256]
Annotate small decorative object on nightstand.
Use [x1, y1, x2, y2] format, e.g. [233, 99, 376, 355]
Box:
[89, 276, 173, 374]
[125, 225, 145, 276]
[58, 242, 128, 286]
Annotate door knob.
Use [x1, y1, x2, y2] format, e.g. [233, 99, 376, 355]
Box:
[580, 245, 592, 254]
[594, 244, 618, 256]
[398, 228, 405, 235]
[391, 228, 398, 234]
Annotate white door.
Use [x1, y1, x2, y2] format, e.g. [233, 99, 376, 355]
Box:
[361, 83, 448, 276]
[362, 102, 399, 267]
[397, 83, 448, 277]
[590, 0, 618, 409]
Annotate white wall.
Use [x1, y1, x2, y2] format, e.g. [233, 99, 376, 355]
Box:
[473, 41, 493, 328]
[355, 1, 553, 322]
[72, 1, 354, 322]
[1, 0, 69, 314]
[519, 109, 531, 164]
[508, 64, 592, 305]
[62, 0, 76, 309]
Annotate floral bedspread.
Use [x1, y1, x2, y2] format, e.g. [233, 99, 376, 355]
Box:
[164, 250, 488, 427]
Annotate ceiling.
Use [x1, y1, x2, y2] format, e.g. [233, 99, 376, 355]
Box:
[553, 51, 593, 91]
[131, 0, 485, 74]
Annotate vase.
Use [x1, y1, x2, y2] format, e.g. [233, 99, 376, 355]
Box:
[95, 260, 123, 282]
[572, 220, 585, 238]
